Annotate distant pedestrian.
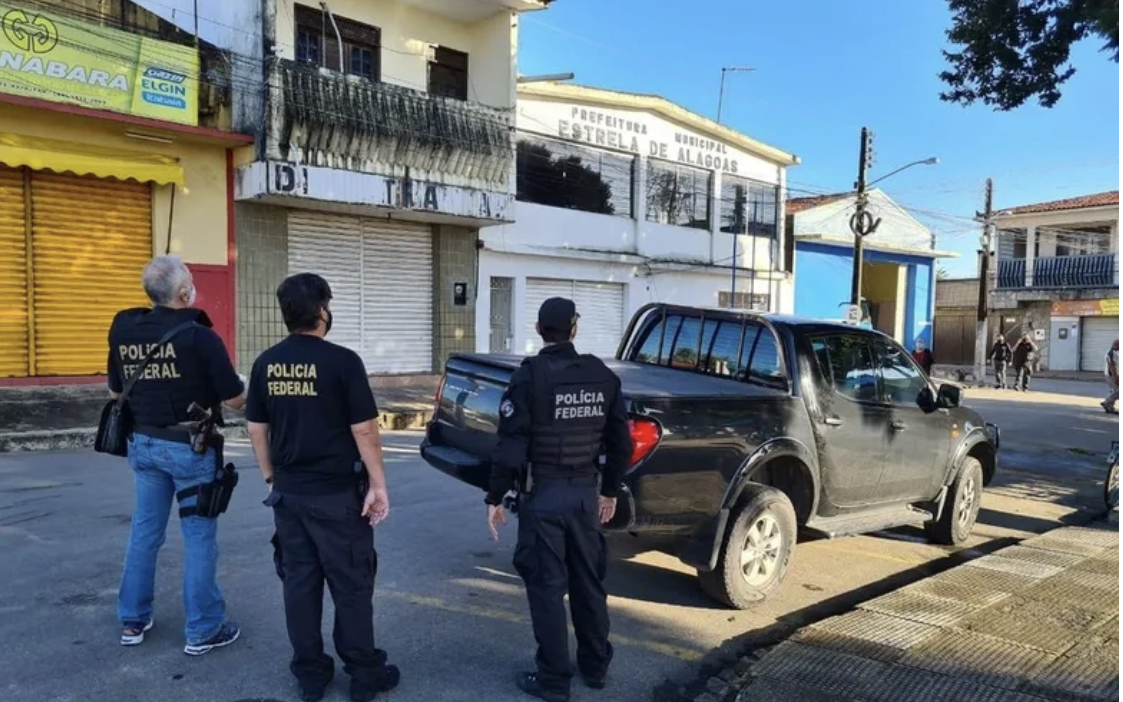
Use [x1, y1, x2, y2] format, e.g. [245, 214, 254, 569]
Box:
[987, 333, 1013, 389]
[912, 338, 934, 376]
[1012, 333, 1038, 392]
[1102, 339, 1119, 414]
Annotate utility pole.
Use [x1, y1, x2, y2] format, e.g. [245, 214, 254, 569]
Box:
[849, 127, 880, 308]
[717, 66, 755, 310]
[974, 178, 994, 385]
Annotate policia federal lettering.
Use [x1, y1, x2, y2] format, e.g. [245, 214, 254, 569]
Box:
[487, 323, 634, 700]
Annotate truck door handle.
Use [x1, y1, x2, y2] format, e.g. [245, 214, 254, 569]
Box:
[823, 415, 843, 427]
[891, 420, 907, 431]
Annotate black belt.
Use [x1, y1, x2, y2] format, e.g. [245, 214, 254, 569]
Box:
[134, 424, 193, 444]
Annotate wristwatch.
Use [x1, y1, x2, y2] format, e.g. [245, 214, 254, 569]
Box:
[264, 476, 274, 485]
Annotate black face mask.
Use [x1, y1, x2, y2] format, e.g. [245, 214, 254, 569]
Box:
[323, 309, 333, 335]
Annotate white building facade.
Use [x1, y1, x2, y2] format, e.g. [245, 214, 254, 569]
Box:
[478, 83, 800, 358]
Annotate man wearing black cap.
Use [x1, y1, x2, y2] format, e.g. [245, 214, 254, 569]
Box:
[486, 297, 633, 702]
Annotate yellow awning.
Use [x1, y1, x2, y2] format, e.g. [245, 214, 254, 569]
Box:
[0, 132, 183, 186]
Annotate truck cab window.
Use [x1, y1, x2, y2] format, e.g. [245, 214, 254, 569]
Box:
[706, 322, 744, 377]
[874, 340, 929, 405]
[737, 323, 786, 388]
[633, 314, 683, 365]
[670, 317, 703, 369]
[815, 334, 879, 402]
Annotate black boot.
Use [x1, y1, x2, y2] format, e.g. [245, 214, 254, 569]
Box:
[516, 672, 569, 702]
[349, 665, 400, 702]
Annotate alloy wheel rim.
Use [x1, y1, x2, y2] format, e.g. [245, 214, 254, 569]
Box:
[740, 514, 782, 587]
[957, 475, 977, 528]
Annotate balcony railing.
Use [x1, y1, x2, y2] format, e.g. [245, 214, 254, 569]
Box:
[271, 59, 513, 186]
[996, 254, 1118, 290]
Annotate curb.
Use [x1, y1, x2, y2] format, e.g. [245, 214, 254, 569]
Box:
[0, 409, 433, 454]
[655, 510, 1113, 702]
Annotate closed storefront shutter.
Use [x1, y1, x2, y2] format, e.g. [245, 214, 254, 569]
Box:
[1080, 316, 1118, 371]
[288, 212, 433, 374]
[0, 166, 28, 377]
[31, 172, 151, 376]
[524, 278, 625, 358]
[289, 212, 364, 359]
[360, 219, 433, 374]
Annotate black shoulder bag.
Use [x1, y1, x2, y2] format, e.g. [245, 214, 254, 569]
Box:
[94, 321, 196, 457]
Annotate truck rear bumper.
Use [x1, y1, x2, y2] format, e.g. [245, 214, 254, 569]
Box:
[419, 438, 490, 492]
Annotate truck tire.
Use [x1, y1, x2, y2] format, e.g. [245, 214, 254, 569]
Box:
[925, 456, 983, 546]
[697, 485, 797, 610]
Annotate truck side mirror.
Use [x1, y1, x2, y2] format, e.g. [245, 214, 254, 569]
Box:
[917, 386, 936, 413]
[936, 384, 961, 409]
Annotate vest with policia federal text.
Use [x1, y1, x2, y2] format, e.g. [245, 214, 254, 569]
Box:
[525, 351, 617, 479]
[108, 307, 221, 428]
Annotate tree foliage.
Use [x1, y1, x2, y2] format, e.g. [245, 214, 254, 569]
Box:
[516, 142, 614, 214]
[939, 0, 1119, 110]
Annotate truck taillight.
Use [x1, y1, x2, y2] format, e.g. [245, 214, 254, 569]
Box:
[628, 417, 661, 468]
[434, 376, 446, 410]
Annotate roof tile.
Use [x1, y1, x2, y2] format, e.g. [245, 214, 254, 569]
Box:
[999, 191, 1119, 216]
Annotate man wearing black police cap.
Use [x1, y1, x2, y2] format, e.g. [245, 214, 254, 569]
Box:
[487, 297, 633, 702]
[246, 273, 398, 702]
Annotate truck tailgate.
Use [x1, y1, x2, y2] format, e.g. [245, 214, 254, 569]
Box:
[422, 353, 523, 490]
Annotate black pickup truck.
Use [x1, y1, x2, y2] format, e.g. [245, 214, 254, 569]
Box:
[420, 303, 1000, 609]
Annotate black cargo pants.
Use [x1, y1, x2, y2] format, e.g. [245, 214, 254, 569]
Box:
[1015, 363, 1032, 390]
[514, 475, 613, 696]
[267, 489, 393, 691]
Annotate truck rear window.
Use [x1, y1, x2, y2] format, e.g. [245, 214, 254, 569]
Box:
[630, 312, 787, 389]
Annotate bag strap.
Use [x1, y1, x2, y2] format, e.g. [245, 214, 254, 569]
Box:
[116, 321, 197, 405]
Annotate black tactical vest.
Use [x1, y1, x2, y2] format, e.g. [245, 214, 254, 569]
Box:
[108, 306, 222, 428]
[525, 350, 616, 479]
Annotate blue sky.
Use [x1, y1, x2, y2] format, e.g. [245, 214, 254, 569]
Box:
[516, 0, 1120, 276]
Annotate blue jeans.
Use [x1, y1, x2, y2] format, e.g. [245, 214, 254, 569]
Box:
[117, 434, 226, 645]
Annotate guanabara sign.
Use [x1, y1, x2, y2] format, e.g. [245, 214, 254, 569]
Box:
[0, 3, 199, 125]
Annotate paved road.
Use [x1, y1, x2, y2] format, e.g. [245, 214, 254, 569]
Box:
[0, 386, 1113, 702]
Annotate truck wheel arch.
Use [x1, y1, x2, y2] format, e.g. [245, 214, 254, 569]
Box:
[723, 439, 819, 526]
[948, 431, 997, 487]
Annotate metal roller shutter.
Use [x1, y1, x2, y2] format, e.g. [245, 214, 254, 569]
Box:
[360, 219, 433, 374]
[525, 278, 625, 358]
[31, 172, 151, 376]
[0, 166, 28, 377]
[288, 212, 364, 359]
[1080, 316, 1118, 371]
[288, 213, 433, 374]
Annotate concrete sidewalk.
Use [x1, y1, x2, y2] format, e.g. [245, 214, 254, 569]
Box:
[736, 518, 1120, 702]
[0, 376, 439, 452]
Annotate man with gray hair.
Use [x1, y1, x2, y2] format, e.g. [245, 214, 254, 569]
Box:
[106, 255, 246, 656]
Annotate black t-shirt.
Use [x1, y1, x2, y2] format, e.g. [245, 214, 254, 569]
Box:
[107, 307, 243, 427]
[245, 334, 378, 495]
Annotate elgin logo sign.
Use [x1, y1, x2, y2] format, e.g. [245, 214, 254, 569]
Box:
[0, 3, 199, 126]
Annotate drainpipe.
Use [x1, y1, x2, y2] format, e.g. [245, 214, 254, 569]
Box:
[320, 2, 344, 71]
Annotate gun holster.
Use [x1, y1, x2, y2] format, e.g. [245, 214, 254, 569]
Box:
[176, 437, 239, 519]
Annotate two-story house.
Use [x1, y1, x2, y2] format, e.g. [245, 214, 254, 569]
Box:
[478, 81, 799, 358]
[206, 0, 552, 376]
[0, 0, 251, 384]
[991, 190, 1119, 372]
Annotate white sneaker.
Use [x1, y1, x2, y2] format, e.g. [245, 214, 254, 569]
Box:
[120, 619, 154, 646]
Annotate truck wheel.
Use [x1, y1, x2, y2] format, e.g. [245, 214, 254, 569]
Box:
[698, 485, 797, 609]
[926, 457, 983, 546]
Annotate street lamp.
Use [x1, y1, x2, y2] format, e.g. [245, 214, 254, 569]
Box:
[848, 132, 939, 310]
[867, 157, 940, 188]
